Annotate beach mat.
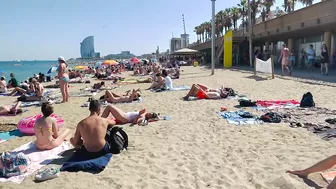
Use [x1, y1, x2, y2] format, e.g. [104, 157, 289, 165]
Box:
[0, 130, 23, 143]
[152, 85, 190, 92]
[217, 110, 262, 125]
[321, 171, 336, 183]
[0, 141, 72, 184]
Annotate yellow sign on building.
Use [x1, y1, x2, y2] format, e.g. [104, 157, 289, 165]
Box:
[224, 30, 233, 68]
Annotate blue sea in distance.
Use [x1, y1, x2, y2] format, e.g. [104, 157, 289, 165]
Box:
[0, 60, 58, 83]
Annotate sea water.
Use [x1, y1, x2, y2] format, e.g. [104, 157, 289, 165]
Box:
[0, 60, 58, 83]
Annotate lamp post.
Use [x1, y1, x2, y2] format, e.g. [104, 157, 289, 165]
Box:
[248, 0, 253, 67]
[211, 0, 216, 75]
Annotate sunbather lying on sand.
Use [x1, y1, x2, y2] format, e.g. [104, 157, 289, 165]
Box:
[183, 84, 228, 100]
[103, 89, 141, 103]
[101, 104, 158, 125]
[10, 78, 44, 100]
[34, 103, 71, 150]
[287, 155, 336, 189]
[93, 81, 105, 89]
[70, 100, 115, 158]
[0, 101, 23, 115]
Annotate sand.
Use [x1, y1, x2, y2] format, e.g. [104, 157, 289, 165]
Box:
[0, 66, 336, 189]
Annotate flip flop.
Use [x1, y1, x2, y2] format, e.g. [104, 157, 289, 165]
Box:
[35, 167, 60, 181]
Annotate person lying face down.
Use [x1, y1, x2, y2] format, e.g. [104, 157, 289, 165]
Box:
[101, 105, 158, 125]
[70, 100, 116, 158]
[0, 101, 23, 115]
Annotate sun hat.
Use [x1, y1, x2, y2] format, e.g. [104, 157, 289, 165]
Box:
[58, 56, 66, 62]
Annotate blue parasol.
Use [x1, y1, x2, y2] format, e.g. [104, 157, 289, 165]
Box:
[47, 66, 58, 74]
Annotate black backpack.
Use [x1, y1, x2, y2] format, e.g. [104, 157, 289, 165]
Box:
[260, 112, 282, 123]
[300, 92, 315, 107]
[239, 99, 256, 107]
[105, 126, 128, 154]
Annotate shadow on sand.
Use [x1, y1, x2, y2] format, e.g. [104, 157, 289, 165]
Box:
[245, 75, 270, 81]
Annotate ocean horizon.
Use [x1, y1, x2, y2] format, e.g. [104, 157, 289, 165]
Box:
[0, 60, 59, 83]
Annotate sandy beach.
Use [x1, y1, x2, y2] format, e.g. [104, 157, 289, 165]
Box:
[1, 66, 336, 189]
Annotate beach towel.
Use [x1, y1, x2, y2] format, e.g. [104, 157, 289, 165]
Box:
[321, 171, 336, 183]
[20, 101, 40, 107]
[0, 141, 72, 184]
[217, 110, 262, 125]
[0, 93, 20, 96]
[60, 150, 112, 173]
[253, 100, 300, 110]
[0, 130, 24, 143]
[152, 85, 190, 92]
[70, 92, 98, 97]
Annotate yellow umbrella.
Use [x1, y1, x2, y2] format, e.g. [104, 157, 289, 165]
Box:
[102, 60, 118, 66]
[74, 66, 89, 70]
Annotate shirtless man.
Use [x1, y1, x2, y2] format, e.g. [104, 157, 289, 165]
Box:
[278, 43, 292, 76]
[70, 100, 116, 159]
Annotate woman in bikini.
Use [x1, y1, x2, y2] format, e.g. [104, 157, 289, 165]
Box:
[57, 56, 70, 103]
[101, 105, 158, 125]
[183, 84, 229, 100]
[103, 88, 141, 103]
[34, 103, 71, 150]
[0, 101, 23, 115]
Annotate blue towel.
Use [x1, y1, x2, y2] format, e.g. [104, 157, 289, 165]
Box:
[217, 110, 262, 125]
[60, 153, 112, 172]
[0, 130, 24, 141]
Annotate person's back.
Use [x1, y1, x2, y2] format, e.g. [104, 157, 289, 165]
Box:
[35, 116, 55, 149]
[77, 115, 107, 152]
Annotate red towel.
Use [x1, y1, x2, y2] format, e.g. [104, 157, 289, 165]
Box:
[256, 100, 300, 107]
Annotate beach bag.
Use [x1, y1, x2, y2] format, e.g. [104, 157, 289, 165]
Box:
[300, 92, 315, 107]
[260, 112, 282, 123]
[239, 99, 256, 107]
[105, 126, 128, 154]
[0, 152, 30, 178]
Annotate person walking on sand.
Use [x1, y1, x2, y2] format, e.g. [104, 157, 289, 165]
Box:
[57, 56, 69, 103]
[278, 44, 291, 76]
[320, 44, 329, 76]
[287, 155, 336, 189]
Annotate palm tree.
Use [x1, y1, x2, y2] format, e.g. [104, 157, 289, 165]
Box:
[238, 0, 247, 30]
[285, 0, 297, 12]
[251, 0, 261, 25]
[274, 6, 285, 17]
[231, 7, 240, 29]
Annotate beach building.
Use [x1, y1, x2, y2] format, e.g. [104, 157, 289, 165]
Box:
[189, 0, 336, 67]
[80, 36, 95, 59]
[170, 34, 190, 53]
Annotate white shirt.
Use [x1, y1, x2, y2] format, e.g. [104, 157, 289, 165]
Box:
[0, 80, 7, 93]
[164, 76, 173, 90]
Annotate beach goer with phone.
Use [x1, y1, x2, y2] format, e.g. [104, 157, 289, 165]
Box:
[57, 56, 70, 103]
[0, 101, 23, 115]
[278, 44, 291, 76]
[34, 103, 71, 150]
[70, 100, 115, 158]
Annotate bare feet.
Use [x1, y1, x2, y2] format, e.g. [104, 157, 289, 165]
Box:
[286, 170, 309, 177]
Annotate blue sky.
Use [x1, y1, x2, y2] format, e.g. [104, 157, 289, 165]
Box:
[0, 0, 316, 60]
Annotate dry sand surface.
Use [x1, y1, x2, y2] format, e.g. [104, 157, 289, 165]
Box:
[1, 66, 336, 189]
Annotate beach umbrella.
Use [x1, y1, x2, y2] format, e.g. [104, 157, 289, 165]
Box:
[102, 60, 118, 66]
[131, 57, 140, 64]
[47, 66, 58, 74]
[74, 65, 89, 70]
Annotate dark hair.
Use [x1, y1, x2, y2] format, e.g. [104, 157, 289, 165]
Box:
[28, 77, 33, 83]
[41, 103, 54, 117]
[101, 81, 105, 86]
[89, 100, 101, 112]
[10, 73, 14, 77]
[0, 77, 4, 80]
[8, 108, 22, 115]
[310, 44, 313, 47]
[162, 69, 168, 77]
[155, 73, 161, 77]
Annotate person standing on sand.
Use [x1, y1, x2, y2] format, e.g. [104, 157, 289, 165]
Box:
[287, 155, 336, 189]
[320, 44, 329, 76]
[307, 44, 315, 71]
[278, 44, 291, 76]
[57, 56, 70, 103]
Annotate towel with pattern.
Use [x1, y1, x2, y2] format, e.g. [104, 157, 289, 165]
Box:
[217, 110, 262, 125]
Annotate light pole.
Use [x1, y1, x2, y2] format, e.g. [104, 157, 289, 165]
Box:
[211, 0, 216, 75]
[248, 0, 253, 67]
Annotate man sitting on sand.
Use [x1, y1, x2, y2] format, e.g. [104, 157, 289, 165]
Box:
[101, 104, 158, 125]
[70, 100, 116, 158]
[287, 155, 336, 189]
[183, 84, 232, 100]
